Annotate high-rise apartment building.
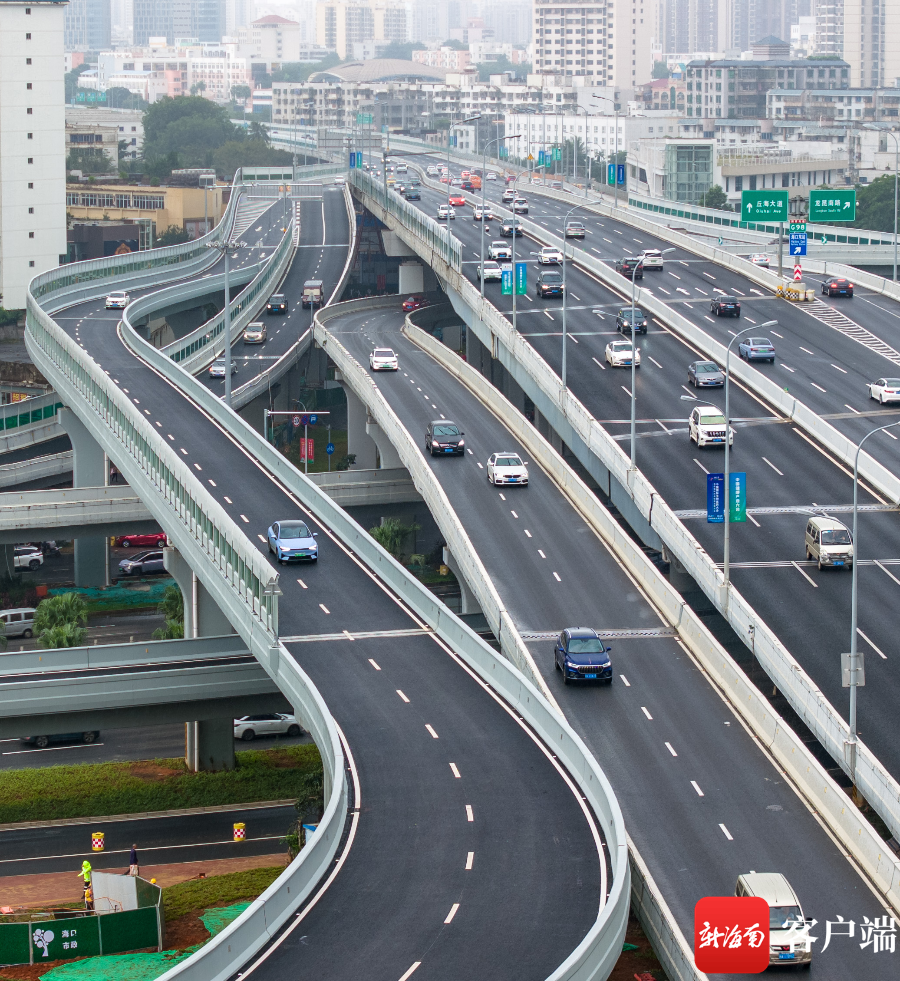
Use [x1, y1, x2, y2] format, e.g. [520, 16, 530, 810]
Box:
[133, 0, 224, 46]
[814, 0, 843, 58]
[663, 0, 727, 54]
[65, 0, 112, 52]
[533, 0, 653, 88]
[843, 0, 900, 87]
[315, 1, 409, 61]
[0, 2, 67, 309]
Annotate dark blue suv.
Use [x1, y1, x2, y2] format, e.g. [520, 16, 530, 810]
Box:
[554, 628, 612, 685]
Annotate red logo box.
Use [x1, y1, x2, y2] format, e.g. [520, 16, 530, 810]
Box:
[694, 896, 770, 973]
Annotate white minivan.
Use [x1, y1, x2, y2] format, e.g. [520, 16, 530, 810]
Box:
[735, 872, 813, 968]
[805, 516, 853, 570]
[0, 607, 37, 638]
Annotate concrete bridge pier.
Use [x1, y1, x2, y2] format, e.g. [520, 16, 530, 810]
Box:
[442, 546, 482, 616]
[339, 379, 378, 469]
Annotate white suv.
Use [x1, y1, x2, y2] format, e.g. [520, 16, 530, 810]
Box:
[105, 291, 130, 309]
[14, 546, 43, 571]
[689, 406, 733, 447]
[639, 249, 664, 270]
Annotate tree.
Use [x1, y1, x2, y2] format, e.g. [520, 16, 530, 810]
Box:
[65, 64, 91, 103]
[652, 60, 670, 79]
[143, 96, 239, 169]
[156, 224, 192, 246]
[272, 54, 342, 84]
[35, 593, 89, 649]
[40, 622, 88, 649]
[563, 137, 587, 178]
[231, 84, 252, 104]
[190, 81, 207, 96]
[106, 87, 148, 111]
[211, 139, 292, 179]
[248, 120, 270, 144]
[66, 149, 114, 174]
[476, 57, 531, 82]
[698, 184, 730, 210]
[153, 583, 185, 639]
[368, 517, 420, 560]
[440, 39, 468, 51]
[378, 41, 427, 61]
[851, 175, 898, 232]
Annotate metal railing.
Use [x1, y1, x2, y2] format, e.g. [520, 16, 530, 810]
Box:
[0, 393, 64, 434]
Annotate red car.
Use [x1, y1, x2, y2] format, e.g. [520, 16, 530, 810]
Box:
[402, 295, 429, 312]
[448, 194, 466, 207]
[116, 531, 169, 548]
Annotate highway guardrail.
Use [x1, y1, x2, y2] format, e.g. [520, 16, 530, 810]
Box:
[0, 450, 73, 489]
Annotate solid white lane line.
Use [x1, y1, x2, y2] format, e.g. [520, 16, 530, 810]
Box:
[875, 559, 900, 587]
[665, 742, 678, 757]
[641, 706, 653, 720]
[693, 458, 709, 474]
[398, 964, 421, 981]
[620, 675, 631, 686]
[858, 628, 888, 660]
[552, 572, 561, 581]
[465, 851, 474, 870]
[790, 561, 818, 588]
[426, 724, 439, 739]
[444, 903, 460, 924]
[719, 824, 733, 841]
[762, 457, 784, 475]
[450, 763, 461, 778]
[465, 804, 474, 821]
[691, 780, 705, 797]
[747, 513, 761, 528]
[3, 743, 104, 756]
[368, 658, 381, 670]
[397, 690, 410, 703]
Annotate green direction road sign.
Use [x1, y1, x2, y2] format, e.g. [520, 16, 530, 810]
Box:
[808, 188, 856, 222]
[552, 146, 561, 161]
[741, 190, 788, 222]
[789, 221, 807, 233]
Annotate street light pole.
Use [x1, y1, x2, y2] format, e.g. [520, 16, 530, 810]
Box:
[206, 237, 247, 409]
[864, 124, 898, 282]
[481, 133, 521, 300]
[592, 95, 620, 207]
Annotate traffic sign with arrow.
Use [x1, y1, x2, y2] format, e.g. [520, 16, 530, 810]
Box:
[740, 189, 788, 222]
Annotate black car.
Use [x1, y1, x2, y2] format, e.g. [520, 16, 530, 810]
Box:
[425, 420, 465, 456]
[822, 277, 854, 297]
[537, 270, 564, 298]
[266, 294, 287, 314]
[499, 219, 524, 237]
[404, 188, 421, 200]
[554, 628, 612, 685]
[408, 177, 421, 187]
[615, 307, 648, 334]
[710, 295, 741, 317]
[461, 180, 474, 191]
[615, 257, 644, 279]
[688, 360, 725, 387]
[20, 731, 100, 749]
[118, 550, 166, 576]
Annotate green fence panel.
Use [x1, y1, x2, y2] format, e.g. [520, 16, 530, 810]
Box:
[0, 922, 31, 965]
[98, 907, 160, 956]
[29, 916, 101, 962]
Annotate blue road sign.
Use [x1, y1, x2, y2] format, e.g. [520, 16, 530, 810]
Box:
[607, 163, 616, 186]
[515, 261, 527, 296]
[501, 268, 512, 295]
[326, 442, 335, 455]
[300, 414, 309, 426]
[707, 473, 725, 524]
[789, 232, 807, 257]
[309, 414, 318, 425]
[349, 152, 355, 168]
[617, 164, 626, 185]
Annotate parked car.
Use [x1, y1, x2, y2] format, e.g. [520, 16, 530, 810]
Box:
[867, 377, 900, 403]
[477, 261, 503, 282]
[565, 222, 586, 238]
[749, 253, 770, 268]
[688, 361, 725, 387]
[243, 322, 267, 343]
[234, 714, 303, 741]
[425, 420, 465, 455]
[821, 277, 854, 297]
[14, 546, 43, 571]
[605, 340, 641, 367]
[105, 291, 130, 310]
[536, 270, 564, 298]
[554, 628, 612, 685]
[499, 219, 524, 237]
[488, 241, 512, 261]
[267, 520, 319, 564]
[638, 249, 664, 270]
[513, 198, 529, 214]
[301, 280, 324, 308]
[486, 452, 528, 486]
[738, 336, 776, 362]
[402, 294, 429, 312]
[615, 308, 648, 334]
[709, 295, 741, 317]
[0, 607, 36, 638]
[370, 348, 399, 371]
[115, 532, 169, 548]
[208, 358, 237, 378]
[805, 516, 853, 570]
[449, 194, 466, 207]
[615, 257, 644, 279]
[689, 406, 733, 447]
[118, 550, 166, 576]
[20, 731, 100, 749]
[734, 873, 813, 968]
[266, 294, 287, 314]
[538, 246, 563, 264]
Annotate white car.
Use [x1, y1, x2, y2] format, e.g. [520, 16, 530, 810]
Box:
[513, 198, 529, 214]
[426, 165, 439, 176]
[14, 545, 43, 571]
[639, 249, 664, 270]
[501, 188, 516, 203]
[105, 291, 130, 309]
[437, 205, 456, 220]
[370, 347, 399, 371]
[209, 358, 237, 378]
[689, 406, 734, 447]
[486, 172, 497, 181]
[867, 377, 900, 403]
[243, 322, 266, 344]
[477, 260, 503, 282]
[333, 175, 346, 186]
[750, 253, 770, 268]
[488, 241, 512, 261]
[472, 206, 493, 221]
[486, 452, 529, 486]
[233, 713, 303, 741]
[538, 246, 563, 265]
[605, 340, 641, 367]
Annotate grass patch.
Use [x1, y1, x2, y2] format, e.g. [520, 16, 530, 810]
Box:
[0, 745, 321, 824]
[163, 866, 284, 923]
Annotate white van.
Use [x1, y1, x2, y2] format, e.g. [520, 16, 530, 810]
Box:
[805, 515, 853, 570]
[0, 607, 36, 638]
[735, 872, 813, 967]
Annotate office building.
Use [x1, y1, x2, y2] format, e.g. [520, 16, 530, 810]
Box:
[316, 1, 410, 61]
[133, 0, 225, 46]
[0, 2, 68, 309]
[843, 0, 900, 88]
[65, 0, 112, 52]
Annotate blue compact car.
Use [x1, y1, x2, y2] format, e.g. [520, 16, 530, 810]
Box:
[738, 337, 776, 362]
[267, 520, 319, 564]
[554, 628, 613, 685]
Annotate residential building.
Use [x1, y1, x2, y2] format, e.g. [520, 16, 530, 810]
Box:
[843, 0, 900, 88]
[532, 0, 654, 91]
[65, 119, 119, 170]
[469, 43, 531, 66]
[685, 56, 850, 119]
[65, 0, 112, 53]
[790, 16, 817, 57]
[236, 15, 302, 66]
[768, 86, 900, 124]
[315, 1, 410, 61]
[66, 106, 144, 158]
[482, 3, 532, 45]
[640, 77, 688, 113]
[0, 2, 68, 309]
[132, 0, 225, 47]
[413, 48, 473, 72]
[225, 0, 252, 37]
[814, 0, 843, 59]
[662, 0, 728, 56]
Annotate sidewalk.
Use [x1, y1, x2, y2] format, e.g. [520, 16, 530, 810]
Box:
[1, 852, 287, 909]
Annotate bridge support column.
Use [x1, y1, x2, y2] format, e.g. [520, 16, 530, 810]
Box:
[366, 418, 403, 469]
[185, 718, 235, 772]
[339, 380, 377, 469]
[58, 408, 109, 587]
[466, 328, 490, 377]
[662, 545, 694, 594]
[442, 546, 481, 616]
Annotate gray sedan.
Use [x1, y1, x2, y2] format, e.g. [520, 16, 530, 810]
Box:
[688, 361, 725, 387]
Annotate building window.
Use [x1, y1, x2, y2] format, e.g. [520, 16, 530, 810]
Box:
[27, 133, 32, 139]
[26, 83, 32, 90]
[27, 108, 32, 114]
[27, 158, 32, 164]
[29, 261, 35, 267]
[26, 58, 31, 65]
[28, 232, 34, 239]
[28, 183, 33, 189]
[25, 33, 31, 39]
[28, 207, 33, 213]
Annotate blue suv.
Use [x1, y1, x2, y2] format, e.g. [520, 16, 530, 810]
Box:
[554, 628, 612, 685]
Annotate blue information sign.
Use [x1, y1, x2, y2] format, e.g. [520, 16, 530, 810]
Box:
[730, 472, 747, 523]
[309, 414, 318, 425]
[707, 473, 725, 524]
[300, 414, 309, 426]
[326, 442, 335, 455]
[607, 163, 616, 186]
[789, 232, 807, 257]
[515, 261, 527, 296]
[617, 163, 626, 185]
[349, 152, 356, 168]
[501, 268, 512, 295]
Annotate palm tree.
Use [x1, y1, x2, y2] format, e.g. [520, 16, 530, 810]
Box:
[39, 621, 88, 650]
[249, 120, 270, 144]
[34, 592, 88, 634]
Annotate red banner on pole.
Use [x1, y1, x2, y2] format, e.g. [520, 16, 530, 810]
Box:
[299, 438, 314, 461]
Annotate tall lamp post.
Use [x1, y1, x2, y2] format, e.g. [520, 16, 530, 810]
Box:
[206, 237, 247, 409]
[591, 94, 621, 207]
[681, 319, 778, 586]
[567, 104, 591, 198]
[446, 114, 482, 212]
[480, 133, 521, 299]
[864, 124, 898, 282]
